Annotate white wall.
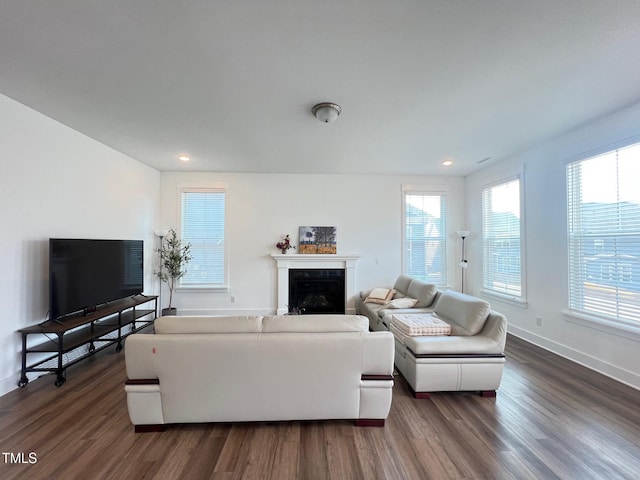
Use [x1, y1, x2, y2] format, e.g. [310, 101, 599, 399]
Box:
[7, 86, 637, 398]
[159, 172, 465, 315]
[0, 94, 161, 396]
[465, 101, 640, 390]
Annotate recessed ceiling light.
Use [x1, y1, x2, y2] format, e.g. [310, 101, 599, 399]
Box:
[178, 155, 190, 162]
[442, 159, 454, 166]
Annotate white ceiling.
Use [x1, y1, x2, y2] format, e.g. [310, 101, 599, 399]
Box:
[2, 1, 640, 176]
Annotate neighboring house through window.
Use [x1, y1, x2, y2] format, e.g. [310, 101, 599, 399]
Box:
[402, 188, 446, 285]
[179, 187, 228, 290]
[567, 141, 640, 324]
[482, 176, 525, 302]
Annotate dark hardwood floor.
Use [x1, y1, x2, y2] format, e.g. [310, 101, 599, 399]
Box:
[1, 334, 639, 479]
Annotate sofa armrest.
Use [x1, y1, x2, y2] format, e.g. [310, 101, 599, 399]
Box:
[124, 334, 159, 380]
[359, 289, 372, 301]
[124, 382, 164, 426]
[478, 312, 508, 351]
[359, 331, 394, 421]
[359, 378, 394, 420]
[361, 331, 394, 375]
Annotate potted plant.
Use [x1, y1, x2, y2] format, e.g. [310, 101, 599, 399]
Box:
[156, 229, 192, 315]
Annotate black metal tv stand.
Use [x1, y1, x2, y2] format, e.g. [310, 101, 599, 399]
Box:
[18, 294, 157, 387]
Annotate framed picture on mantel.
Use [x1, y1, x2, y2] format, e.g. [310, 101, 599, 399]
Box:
[298, 226, 337, 254]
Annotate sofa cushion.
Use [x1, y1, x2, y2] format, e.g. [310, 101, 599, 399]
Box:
[383, 297, 418, 309]
[262, 315, 369, 333]
[392, 275, 413, 295]
[403, 332, 504, 355]
[390, 313, 451, 336]
[154, 315, 264, 334]
[433, 290, 490, 336]
[406, 279, 438, 308]
[364, 288, 395, 304]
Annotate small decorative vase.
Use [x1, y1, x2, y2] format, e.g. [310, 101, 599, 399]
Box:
[281, 249, 288, 254]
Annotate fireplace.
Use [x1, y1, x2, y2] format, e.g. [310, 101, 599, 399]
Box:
[272, 253, 360, 314]
[289, 269, 345, 314]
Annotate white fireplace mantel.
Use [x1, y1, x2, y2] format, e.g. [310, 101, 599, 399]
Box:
[271, 253, 361, 314]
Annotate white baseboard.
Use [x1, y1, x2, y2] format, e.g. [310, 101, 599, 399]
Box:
[508, 325, 640, 391]
[0, 370, 45, 398]
[0, 373, 19, 397]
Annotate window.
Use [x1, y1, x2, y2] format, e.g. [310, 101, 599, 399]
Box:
[482, 177, 524, 300]
[403, 191, 446, 284]
[180, 188, 227, 289]
[567, 142, 640, 323]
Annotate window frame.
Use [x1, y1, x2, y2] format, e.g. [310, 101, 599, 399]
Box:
[481, 174, 527, 306]
[401, 187, 448, 286]
[177, 186, 229, 292]
[565, 139, 640, 330]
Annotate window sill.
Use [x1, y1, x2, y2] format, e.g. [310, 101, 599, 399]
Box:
[562, 309, 640, 341]
[176, 285, 230, 293]
[480, 290, 528, 309]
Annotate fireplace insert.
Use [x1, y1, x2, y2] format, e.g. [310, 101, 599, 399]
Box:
[288, 269, 345, 314]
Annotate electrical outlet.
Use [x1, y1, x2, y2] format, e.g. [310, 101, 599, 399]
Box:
[230, 295, 236, 303]
[536, 316, 542, 326]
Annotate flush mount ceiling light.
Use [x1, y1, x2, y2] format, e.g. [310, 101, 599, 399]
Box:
[178, 155, 190, 162]
[442, 159, 454, 166]
[312, 102, 342, 123]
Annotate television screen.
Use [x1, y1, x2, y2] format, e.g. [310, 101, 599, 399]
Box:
[49, 239, 144, 321]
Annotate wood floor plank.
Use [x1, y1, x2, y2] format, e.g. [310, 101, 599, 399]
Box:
[268, 424, 300, 480]
[243, 424, 280, 480]
[298, 422, 331, 479]
[353, 422, 411, 479]
[1, 334, 640, 479]
[325, 427, 363, 480]
[212, 424, 252, 476]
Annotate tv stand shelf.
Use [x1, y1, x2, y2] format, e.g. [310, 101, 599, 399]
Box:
[18, 294, 157, 387]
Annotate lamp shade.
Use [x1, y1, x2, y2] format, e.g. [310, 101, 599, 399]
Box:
[312, 103, 341, 123]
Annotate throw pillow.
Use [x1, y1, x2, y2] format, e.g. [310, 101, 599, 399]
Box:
[364, 287, 396, 304]
[383, 297, 418, 309]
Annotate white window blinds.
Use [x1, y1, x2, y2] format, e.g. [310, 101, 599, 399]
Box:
[180, 189, 226, 287]
[403, 193, 446, 284]
[482, 178, 523, 298]
[567, 142, 640, 323]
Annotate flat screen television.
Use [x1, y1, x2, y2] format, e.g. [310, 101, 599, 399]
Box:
[49, 238, 144, 321]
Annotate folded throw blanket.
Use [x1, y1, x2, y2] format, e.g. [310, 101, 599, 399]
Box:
[389, 323, 411, 344]
[390, 313, 451, 336]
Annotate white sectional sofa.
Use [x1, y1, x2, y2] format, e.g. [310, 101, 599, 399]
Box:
[124, 314, 395, 432]
[356, 277, 507, 398]
[356, 275, 442, 331]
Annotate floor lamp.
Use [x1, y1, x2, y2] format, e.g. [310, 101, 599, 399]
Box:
[457, 230, 470, 293]
[154, 229, 169, 316]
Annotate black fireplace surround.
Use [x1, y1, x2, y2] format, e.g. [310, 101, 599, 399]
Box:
[288, 269, 346, 314]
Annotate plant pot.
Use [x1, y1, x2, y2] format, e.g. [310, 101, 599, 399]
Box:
[161, 307, 177, 316]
